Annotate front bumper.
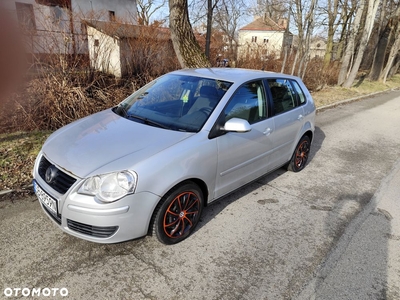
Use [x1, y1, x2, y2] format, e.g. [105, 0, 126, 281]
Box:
[33, 178, 161, 244]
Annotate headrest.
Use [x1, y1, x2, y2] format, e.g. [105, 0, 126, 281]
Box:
[199, 86, 218, 98]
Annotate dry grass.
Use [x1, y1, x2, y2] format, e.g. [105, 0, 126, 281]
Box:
[0, 131, 50, 194]
[311, 74, 400, 107]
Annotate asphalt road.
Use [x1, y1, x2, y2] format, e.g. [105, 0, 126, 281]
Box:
[1, 90, 400, 300]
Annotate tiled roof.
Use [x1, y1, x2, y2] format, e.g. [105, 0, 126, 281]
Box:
[84, 20, 170, 40]
[239, 17, 285, 32]
[35, 0, 71, 8]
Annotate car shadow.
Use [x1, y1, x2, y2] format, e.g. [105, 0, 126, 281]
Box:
[308, 126, 324, 162]
[196, 167, 288, 232]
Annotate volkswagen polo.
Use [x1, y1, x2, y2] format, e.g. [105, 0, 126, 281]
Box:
[33, 68, 316, 244]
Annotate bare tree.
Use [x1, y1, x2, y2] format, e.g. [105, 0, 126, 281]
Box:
[137, 0, 167, 25]
[291, 0, 318, 78]
[369, 2, 400, 80]
[341, 0, 380, 87]
[368, 0, 391, 80]
[281, 0, 292, 73]
[213, 0, 248, 62]
[204, 0, 221, 60]
[169, 0, 210, 67]
[334, 0, 357, 61]
[253, 0, 287, 20]
[381, 8, 400, 82]
[322, 0, 340, 67]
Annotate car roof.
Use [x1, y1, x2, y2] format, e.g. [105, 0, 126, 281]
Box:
[170, 68, 301, 83]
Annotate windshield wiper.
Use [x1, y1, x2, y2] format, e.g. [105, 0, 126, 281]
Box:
[126, 114, 170, 130]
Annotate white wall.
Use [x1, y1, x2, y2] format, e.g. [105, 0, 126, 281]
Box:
[238, 30, 284, 59]
[87, 26, 122, 77]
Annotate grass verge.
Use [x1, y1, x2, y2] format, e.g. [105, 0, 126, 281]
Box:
[311, 74, 400, 107]
[0, 131, 51, 194]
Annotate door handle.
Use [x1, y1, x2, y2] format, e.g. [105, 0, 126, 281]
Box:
[263, 128, 272, 136]
[297, 114, 304, 121]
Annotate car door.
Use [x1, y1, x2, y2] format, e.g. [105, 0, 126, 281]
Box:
[267, 78, 305, 168]
[214, 80, 276, 199]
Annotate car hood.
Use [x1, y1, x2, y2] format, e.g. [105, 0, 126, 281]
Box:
[42, 109, 194, 178]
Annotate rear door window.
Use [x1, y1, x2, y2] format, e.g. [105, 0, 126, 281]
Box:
[267, 79, 298, 115]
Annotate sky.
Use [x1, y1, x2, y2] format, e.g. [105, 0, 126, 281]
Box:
[146, 0, 255, 30]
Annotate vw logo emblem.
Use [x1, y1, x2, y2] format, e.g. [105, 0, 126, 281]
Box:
[45, 165, 58, 184]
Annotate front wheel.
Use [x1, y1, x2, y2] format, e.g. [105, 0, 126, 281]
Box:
[153, 183, 204, 245]
[288, 135, 311, 172]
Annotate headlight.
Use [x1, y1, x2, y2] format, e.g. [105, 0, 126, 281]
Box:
[78, 171, 137, 203]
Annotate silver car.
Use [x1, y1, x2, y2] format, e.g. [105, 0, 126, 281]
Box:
[33, 68, 315, 244]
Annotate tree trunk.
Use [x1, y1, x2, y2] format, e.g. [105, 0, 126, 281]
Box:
[335, 8, 353, 61]
[342, 0, 379, 88]
[323, 0, 339, 68]
[291, 0, 304, 75]
[205, 0, 213, 60]
[169, 0, 210, 68]
[338, 0, 364, 85]
[339, 0, 379, 87]
[388, 55, 400, 79]
[368, 20, 391, 81]
[381, 20, 400, 83]
[299, 0, 317, 79]
[379, 5, 400, 82]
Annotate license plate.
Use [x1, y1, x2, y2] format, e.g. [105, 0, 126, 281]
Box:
[35, 183, 57, 215]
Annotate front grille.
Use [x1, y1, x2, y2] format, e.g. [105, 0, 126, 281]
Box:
[42, 204, 62, 225]
[67, 219, 119, 238]
[38, 156, 76, 194]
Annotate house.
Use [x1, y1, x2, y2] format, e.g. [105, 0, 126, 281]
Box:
[3, 0, 138, 56]
[85, 21, 176, 77]
[238, 16, 292, 60]
[309, 37, 327, 59]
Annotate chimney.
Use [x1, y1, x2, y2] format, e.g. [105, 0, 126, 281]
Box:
[278, 18, 288, 30]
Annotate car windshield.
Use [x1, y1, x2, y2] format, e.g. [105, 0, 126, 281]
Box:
[113, 74, 233, 132]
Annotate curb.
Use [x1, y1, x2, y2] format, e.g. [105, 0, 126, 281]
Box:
[0, 184, 33, 197]
[315, 88, 397, 113]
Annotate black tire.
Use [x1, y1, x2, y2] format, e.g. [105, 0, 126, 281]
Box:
[153, 182, 204, 245]
[288, 135, 311, 172]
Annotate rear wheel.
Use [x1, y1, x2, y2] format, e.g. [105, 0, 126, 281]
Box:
[153, 183, 203, 245]
[288, 135, 311, 172]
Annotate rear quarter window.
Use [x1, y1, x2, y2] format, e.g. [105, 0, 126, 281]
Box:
[291, 80, 306, 104]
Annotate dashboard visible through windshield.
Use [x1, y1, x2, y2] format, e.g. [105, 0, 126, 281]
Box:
[114, 74, 233, 132]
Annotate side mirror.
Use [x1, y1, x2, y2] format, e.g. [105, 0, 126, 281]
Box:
[223, 118, 252, 133]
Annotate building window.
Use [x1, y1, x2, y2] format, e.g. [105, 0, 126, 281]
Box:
[109, 11, 116, 22]
[94, 39, 99, 47]
[51, 5, 63, 24]
[263, 37, 269, 43]
[15, 2, 36, 31]
[251, 36, 257, 43]
[81, 23, 87, 36]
